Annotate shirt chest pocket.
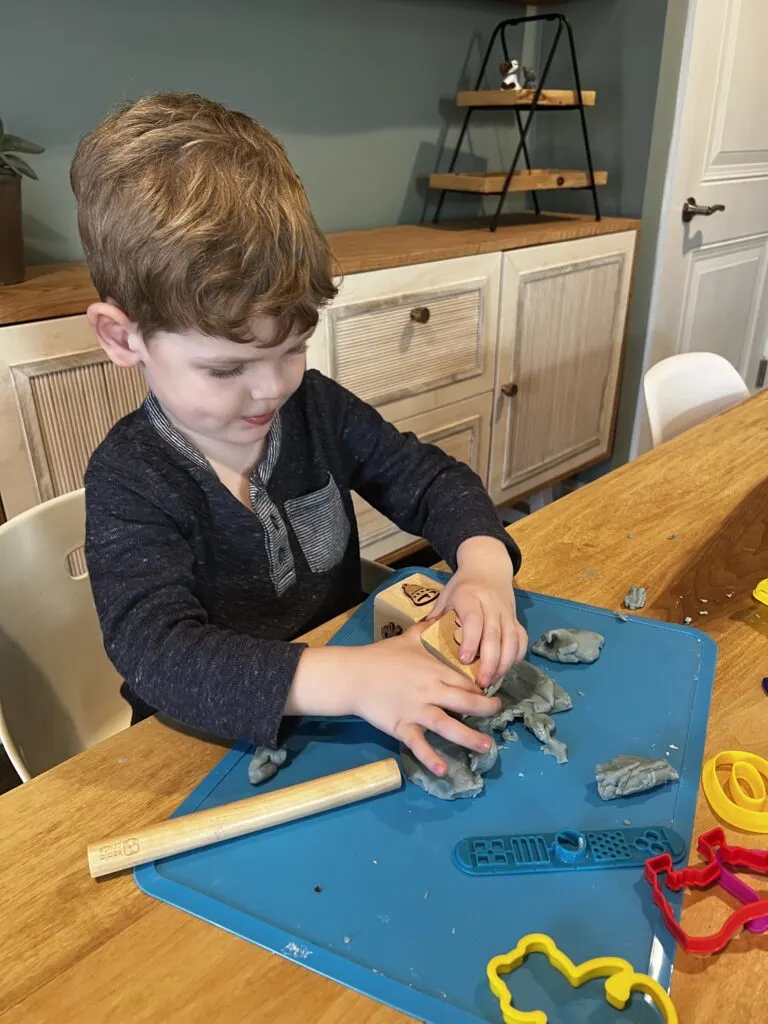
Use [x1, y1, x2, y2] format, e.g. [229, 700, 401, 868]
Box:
[284, 473, 351, 573]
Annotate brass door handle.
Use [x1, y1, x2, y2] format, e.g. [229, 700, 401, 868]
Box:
[682, 197, 725, 223]
[410, 306, 431, 324]
[501, 382, 518, 398]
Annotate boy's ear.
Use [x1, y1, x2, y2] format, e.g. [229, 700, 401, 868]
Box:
[86, 301, 144, 367]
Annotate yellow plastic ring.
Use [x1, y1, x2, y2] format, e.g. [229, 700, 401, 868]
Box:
[701, 750, 768, 833]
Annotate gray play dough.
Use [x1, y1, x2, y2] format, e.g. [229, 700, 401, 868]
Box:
[523, 710, 568, 764]
[248, 746, 288, 785]
[402, 661, 574, 800]
[465, 660, 572, 761]
[623, 586, 647, 610]
[532, 628, 605, 665]
[400, 731, 499, 800]
[595, 755, 679, 800]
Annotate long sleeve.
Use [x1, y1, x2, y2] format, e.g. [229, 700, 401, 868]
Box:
[311, 373, 521, 572]
[84, 461, 303, 746]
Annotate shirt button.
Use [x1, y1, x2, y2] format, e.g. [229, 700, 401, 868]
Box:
[278, 547, 288, 564]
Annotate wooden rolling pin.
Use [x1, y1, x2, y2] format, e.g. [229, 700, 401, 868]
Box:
[87, 758, 401, 879]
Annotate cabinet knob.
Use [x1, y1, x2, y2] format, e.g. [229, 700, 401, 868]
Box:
[410, 306, 431, 324]
[501, 382, 518, 398]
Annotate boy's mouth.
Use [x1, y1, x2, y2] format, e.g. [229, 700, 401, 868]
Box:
[243, 411, 275, 427]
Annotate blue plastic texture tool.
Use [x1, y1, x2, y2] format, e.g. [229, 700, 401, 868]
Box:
[135, 567, 716, 1024]
[454, 826, 687, 876]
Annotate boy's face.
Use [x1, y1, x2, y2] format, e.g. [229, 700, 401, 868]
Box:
[142, 318, 310, 448]
[90, 306, 310, 451]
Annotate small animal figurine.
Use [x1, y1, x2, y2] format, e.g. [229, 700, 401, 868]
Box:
[380, 621, 404, 639]
[500, 59, 521, 90]
[500, 59, 537, 92]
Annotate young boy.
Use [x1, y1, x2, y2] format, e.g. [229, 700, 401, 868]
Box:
[73, 92, 526, 779]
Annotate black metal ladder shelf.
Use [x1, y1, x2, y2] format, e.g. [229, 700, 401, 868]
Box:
[429, 14, 603, 232]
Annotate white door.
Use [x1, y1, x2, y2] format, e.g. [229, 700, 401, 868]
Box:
[636, 0, 768, 451]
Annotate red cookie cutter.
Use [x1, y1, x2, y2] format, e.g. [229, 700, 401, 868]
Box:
[644, 826, 768, 955]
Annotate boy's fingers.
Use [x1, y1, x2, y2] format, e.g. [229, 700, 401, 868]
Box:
[436, 687, 501, 721]
[498, 616, 526, 676]
[400, 723, 447, 776]
[455, 601, 483, 665]
[425, 708, 494, 754]
[477, 613, 502, 687]
[436, 666, 483, 694]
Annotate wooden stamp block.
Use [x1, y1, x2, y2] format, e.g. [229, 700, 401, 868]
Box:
[373, 573, 443, 641]
[420, 611, 479, 683]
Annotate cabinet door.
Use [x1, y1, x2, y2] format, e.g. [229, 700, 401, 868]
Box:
[490, 232, 636, 503]
[353, 392, 492, 562]
[315, 253, 500, 410]
[0, 316, 146, 517]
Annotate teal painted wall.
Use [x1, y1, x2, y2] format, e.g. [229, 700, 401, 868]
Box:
[3, 0, 535, 265]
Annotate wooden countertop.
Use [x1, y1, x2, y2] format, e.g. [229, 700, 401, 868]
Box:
[3, 391, 765, 1024]
[0, 213, 638, 328]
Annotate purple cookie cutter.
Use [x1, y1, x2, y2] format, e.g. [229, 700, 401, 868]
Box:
[716, 852, 768, 933]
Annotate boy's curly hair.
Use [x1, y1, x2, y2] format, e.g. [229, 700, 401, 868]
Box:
[71, 92, 337, 344]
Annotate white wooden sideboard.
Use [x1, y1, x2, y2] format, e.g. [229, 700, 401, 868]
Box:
[0, 218, 637, 562]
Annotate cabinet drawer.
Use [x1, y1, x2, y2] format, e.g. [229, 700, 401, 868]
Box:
[353, 392, 492, 561]
[319, 254, 500, 408]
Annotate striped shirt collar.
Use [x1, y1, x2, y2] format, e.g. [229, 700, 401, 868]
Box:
[143, 393, 282, 486]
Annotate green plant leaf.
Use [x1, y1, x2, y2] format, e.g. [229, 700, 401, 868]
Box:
[1, 134, 44, 155]
[1, 153, 38, 179]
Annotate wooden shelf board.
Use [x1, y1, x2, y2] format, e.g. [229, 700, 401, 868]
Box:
[0, 214, 639, 328]
[429, 169, 608, 195]
[457, 89, 596, 109]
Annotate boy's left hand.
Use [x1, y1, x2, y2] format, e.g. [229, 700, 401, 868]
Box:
[428, 536, 527, 689]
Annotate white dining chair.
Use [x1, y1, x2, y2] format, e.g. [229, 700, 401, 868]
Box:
[643, 352, 750, 447]
[0, 489, 129, 782]
[0, 487, 393, 781]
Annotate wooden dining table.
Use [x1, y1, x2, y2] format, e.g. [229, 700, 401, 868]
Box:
[2, 391, 767, 1024]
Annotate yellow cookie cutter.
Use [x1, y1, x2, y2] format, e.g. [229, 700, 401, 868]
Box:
[487, 933, 677, 1024]
[702, 750, 768, 833]
[753, 578, 768, 607]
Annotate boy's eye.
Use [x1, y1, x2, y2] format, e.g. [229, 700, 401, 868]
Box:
[208, 364, 246, 379]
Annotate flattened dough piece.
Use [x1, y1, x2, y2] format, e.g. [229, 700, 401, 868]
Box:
[595, 755, 679, 800]
[248, 746, 288, 785]
[532, 628, 605, 664]
[400, 731, 499, 800]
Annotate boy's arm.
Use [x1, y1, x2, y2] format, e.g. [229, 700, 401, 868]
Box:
[85, 465, 334, 746]
[85, 463, 499, 771]
[315, 373, 520, 572]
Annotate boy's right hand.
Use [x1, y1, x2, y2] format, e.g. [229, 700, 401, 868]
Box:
[350, 622, 501, 777]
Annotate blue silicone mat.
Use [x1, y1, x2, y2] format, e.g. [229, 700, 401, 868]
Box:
[136, 567, 716, 1023]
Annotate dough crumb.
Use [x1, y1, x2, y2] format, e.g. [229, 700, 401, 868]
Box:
[343, 936, 351, 944]
[623, 586, 647, 610]
[684, 616, 693, 624]
[699, 597, 708, 604]
[577, 690, 586, 697]
[699, 610, 709, 616]
[623, 819, 632, 826]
